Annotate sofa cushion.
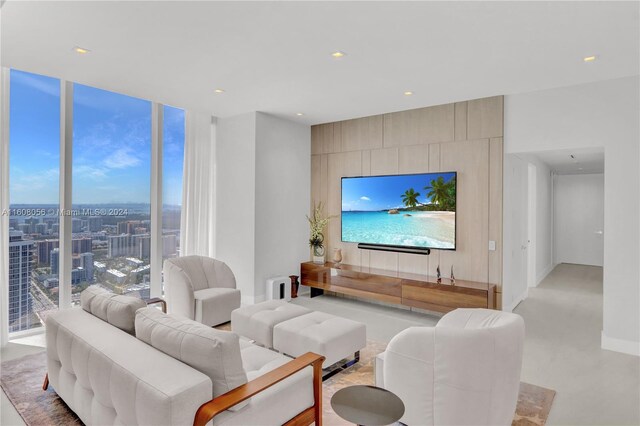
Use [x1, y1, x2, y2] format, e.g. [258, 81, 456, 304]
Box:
[46, 307, 211, 426]
[210, 340, 314, 425]
[80, 285, 146, 335]
[194, 287, 242, 326]
[135, 307, 249, 410]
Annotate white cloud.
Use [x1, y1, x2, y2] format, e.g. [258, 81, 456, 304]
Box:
[74, 165, 108, 180]
[103, 147, 141, 169]
[360, 196, 371, 201]
[12, 71, 59, 97]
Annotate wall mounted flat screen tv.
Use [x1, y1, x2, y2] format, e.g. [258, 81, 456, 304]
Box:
[341, 172, 457, 252]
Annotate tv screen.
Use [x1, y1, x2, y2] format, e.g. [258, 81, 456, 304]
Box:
[341, 172, 457, 251]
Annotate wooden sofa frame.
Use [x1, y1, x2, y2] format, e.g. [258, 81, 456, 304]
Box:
[193, 352, 325, 426]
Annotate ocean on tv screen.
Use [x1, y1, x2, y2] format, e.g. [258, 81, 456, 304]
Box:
[341, 172, 456, 249]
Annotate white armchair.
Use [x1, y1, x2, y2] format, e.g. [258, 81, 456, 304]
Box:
[375, 308, 525, 426]
[163, 256, 241, 326]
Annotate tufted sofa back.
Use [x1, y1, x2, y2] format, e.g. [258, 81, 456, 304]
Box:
[45, 308, 212, 426]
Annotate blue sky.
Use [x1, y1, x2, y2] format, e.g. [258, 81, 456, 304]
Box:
[9, 69, 184, 205]
[342, 172, 456, 211]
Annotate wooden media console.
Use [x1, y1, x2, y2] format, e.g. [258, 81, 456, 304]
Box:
[300, 261, 495, 313]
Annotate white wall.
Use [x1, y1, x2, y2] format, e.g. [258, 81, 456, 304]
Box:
[502, 154, 529, 311]
[505, 76, 640, 355]
[216, 112, 310, 304]
[554, 173, 604, 267]
[254, 112, 310, 301]
[527, 157, 554, 284]
[215, 112, 257, 303]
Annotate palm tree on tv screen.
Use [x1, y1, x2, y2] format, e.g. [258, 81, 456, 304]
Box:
[401, 188, 421, 208]
[425, 176, 448, 205]
[425, 176, 456, 211]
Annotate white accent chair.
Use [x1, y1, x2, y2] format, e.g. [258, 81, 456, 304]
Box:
[164, 256, 241, 326]
[375, 308, 525, 426]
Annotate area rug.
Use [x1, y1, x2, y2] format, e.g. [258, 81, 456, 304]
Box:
[2, 347, 554, 426]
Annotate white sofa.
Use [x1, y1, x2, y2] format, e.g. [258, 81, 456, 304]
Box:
[375, 308, 525, 426]
[164, 256, 241, 326]
[45, 286, 324, 426]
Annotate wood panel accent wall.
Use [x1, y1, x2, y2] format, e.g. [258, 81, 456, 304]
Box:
[310, 96, 504, 307]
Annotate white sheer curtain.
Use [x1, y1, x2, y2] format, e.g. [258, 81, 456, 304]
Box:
[1, 68, 10, 347]
[180, 111, 216, 258]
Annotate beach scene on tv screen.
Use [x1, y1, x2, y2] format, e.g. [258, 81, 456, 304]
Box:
[342, 172, 456, 249]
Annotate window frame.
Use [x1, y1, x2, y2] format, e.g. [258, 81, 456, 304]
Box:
[1, 69, 181, 342]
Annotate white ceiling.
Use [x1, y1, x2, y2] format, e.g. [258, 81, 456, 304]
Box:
[527, 148, 605, 175]
[1, 1, 638, 125]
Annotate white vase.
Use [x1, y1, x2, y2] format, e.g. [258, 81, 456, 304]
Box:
[312, 244, 325, 264]
[333, 248, 343, 264]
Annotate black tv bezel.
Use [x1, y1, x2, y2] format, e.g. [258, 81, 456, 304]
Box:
[340, 171, 457, 253]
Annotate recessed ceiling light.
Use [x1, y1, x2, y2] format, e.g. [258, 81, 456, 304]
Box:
[583, 55, 597, 63]
[73, 46, 90, 54]
[296, 112, 304, 116]
[331, 51, 346, 58]
[404, 91, 414, 96]
[214, 89, 225, 94]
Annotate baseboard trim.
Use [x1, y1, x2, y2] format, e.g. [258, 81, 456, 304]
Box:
[601, 332, 640, 356]
[535, 263, 556, 287]
[503, 288, 528, 313]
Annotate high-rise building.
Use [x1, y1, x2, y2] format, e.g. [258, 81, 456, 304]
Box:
[50, 248, 60, 276]
[88, 216, 103, 232]
[8, 231, 36, 333]
[43, 217, 57, 228]
[126, 221, 142, 235]
[38, 239, 59, 266]
[72, 237, 92, 254]
[108, 234, 131, 258]
[37, 237, 91, 266]
[35, 223, 48, 235]
[133, 234, 151, 259]
[18, 223, 32, 234]
[71, 268, 85, 285]
[117, 221, 129, 235]
[72, 218, 83, 233]
[80, 252, 94, 282]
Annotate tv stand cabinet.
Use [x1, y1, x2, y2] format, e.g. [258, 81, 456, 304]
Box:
[300, 262, 495, 313]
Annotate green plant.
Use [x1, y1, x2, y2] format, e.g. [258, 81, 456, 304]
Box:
[306, 201, 335, 248]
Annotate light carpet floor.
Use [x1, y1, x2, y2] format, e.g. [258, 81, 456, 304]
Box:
[1, 345, 554, 425]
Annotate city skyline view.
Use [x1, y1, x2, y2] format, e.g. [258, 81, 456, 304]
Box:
[7, 69, 186, 334]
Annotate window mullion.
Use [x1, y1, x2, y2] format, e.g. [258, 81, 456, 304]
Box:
[58, 81, 73, 309]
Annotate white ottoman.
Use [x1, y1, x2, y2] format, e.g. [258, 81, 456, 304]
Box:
[231, 300, 310, 348]
[273, 311, 366, 368]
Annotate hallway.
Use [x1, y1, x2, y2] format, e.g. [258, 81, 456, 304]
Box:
[515, 263, 640, 425]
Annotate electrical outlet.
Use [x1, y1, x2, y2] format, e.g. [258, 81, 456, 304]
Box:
[488, 240, 496, 251]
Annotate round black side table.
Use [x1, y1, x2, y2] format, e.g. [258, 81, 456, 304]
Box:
[331, 385, 405, 426]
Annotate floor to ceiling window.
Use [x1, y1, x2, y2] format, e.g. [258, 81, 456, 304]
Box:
[8, 69, 60, 333]
[162, 105, 185, 272]
[6, 70, 185, 337]
[72, 84, 152, 301]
